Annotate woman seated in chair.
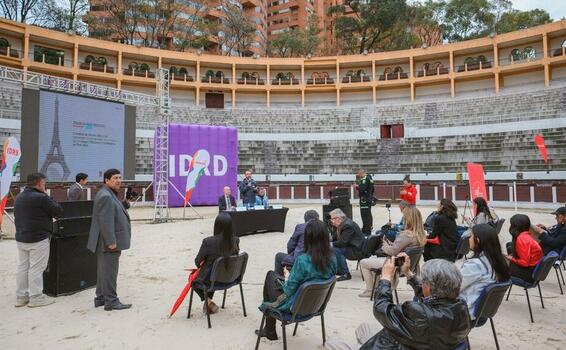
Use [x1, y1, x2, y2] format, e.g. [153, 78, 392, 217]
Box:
[459, 223, 510, 318]
[504, 214, 543, 283]
[357, 206, 426, 298]
[461, 197, 497, 237]
[256, 219, 337, 341]
[423, 198, 459, 262]
[193, 212, 240, 314]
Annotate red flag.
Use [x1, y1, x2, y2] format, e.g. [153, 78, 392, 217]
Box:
[467, 163, 488, 202]
[534, 134, 548, 163]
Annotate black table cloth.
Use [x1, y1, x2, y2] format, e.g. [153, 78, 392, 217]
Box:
[226, 208, 289, 236]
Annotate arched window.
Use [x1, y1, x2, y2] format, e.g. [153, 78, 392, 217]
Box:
[285, 72, 294, 80]
[345, 70, 354, 77]
[205, 70, 215, 77]
[0, 38, 9, 47]
[383, 67, 391, 75]
[250, 72, 259, 79]
[96, 56, 107, 66]
[215, 70, 224, 78]
[276, 72, 285, 80]
[562, 39, 566, 48]
[477, 55, 487, 63]
[85, 55, 96, 64]
[128, 62, 138, 71]
[523, 47, 536, 60]
[509, 49, 522, 62]
[311, 72, 319, 79]
[169, 66, 178, 76]
[139, 63, 150, 72]
[434, 61, 443, 69]
[356, 69, 365, 76]
[464, 57, 475, 66]
[393, 66, 403, 73]
[179, 67, 188, 76]
[423, 63, 430, 71]
[241, 71, 251, 79]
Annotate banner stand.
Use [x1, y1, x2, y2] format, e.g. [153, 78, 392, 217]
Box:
[169, 180, 203, 220]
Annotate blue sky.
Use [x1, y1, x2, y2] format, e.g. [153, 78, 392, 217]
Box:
[512, 0, 566, 20]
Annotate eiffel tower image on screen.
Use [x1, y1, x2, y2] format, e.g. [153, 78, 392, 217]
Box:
[40, 95, 70, 181]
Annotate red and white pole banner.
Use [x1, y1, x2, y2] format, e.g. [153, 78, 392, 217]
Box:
[0, 137, 21, 227]
[467, 162, 488, 203]
[534, 134, 548, 163]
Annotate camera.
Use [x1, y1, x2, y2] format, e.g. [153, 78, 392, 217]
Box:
[394, 256, 405, 267]
[385, 202, 391, 209]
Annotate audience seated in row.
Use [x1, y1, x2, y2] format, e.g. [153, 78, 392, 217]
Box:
[462, 197, 498, 237]
[326, 258, 471, 350]
[193, 212, 240, 314]
[424, 199, 460, 262]
[274, 209, 319, 276]
[358, 206, 426, 298]
[330, 209, 368, 281]
[505, 214, 543, 283]
[531, 206, 566, 255]
[460, 223, 511, 318]
[256, 219, 337, 341]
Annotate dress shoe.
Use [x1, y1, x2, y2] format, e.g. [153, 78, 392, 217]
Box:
[337, 273, 352, 282]
[104, 301, 132, 311]
[94, 297, 104, 308]
[255, 328, 278, 341]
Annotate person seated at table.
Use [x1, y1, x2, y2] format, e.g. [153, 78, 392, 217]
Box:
[329, 209, 367, 281]
[530, 206, 566, 255]
[504, 214, 543, 283]
[193, 212, 240, 314]
[218, 186, 236, 211]
[461, 197, 496, 237]
[274, 209, 319, 276]
[424, 199, 459, 262]
[324, 258, 470, 350]
[358, 206, 426, 298]
[256, 219, 337, 341]
[375, 201, 409, 241]
[459, 223, 510, 318]
[255, 188, 269, 208]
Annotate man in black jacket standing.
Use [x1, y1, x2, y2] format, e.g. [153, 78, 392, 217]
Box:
[14, 173, 62, 308]
[238, 169, 256, 208]
[330, 208, 367, 281]
[356, 170, 374, 236]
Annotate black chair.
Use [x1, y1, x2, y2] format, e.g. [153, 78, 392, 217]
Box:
[370, 246, 424, 302]
[455, 234, 470, 261]
[494, 218, 505, 235]
[505, 251, 558, 322]
[255, 277, 336, 350]
[466, 280, 512, 350]
[553, 246, 566, 294]
[357, 235, 382, 281]
[187, 252, 248, 328]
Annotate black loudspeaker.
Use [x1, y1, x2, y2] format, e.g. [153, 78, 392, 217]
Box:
[54, 217, 93, 237]
[322, 204, 353, 222]
[58, 201, 94, 219]
[329, 187, 351, 206]
[43, 235, 97, 296]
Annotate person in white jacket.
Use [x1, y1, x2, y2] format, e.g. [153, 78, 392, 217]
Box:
[459, 223, 510, 318]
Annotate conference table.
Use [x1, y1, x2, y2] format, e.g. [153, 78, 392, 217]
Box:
[226, 207, 289, 236]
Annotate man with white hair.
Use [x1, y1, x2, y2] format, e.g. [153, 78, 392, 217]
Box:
[218, 186, 236, 211]
[329, 208, 367, 281]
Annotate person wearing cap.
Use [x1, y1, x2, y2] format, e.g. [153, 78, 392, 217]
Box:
[531, 206, 566, 255]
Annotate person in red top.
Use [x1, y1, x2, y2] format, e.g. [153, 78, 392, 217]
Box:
[400, 175, 417, 206]
[505, 214, 543, 283]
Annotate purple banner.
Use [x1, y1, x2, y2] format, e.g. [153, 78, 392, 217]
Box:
[154, 124, 238, 207]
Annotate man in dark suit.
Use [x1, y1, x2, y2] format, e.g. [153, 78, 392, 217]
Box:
[218, 186, 236, 211]
[87, 169, 132, 311]
[67, 173, 88, 201]
[238, 169, 256, 207]
[329, 208, 367, 281]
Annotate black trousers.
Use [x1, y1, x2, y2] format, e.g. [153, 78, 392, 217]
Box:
[509, 262, 536, 283]
[360, 207, 373, 235]
[262, 271, 284, 332]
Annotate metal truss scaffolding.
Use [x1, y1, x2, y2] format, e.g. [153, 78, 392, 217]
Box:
[153, 68, 171, 223]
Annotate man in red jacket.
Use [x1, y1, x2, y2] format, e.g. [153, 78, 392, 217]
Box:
[400, 175, 417, 205]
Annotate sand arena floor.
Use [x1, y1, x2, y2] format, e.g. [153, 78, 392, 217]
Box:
[1, 204, 565, 350]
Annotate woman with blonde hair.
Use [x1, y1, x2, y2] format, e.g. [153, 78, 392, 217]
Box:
[358, 206, 426, 298]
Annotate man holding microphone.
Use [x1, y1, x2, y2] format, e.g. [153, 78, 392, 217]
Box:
[239, 169, 257, 208]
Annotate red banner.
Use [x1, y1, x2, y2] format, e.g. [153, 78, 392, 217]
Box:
[534, 134, 548, 163]
[467, 163, 488, 203]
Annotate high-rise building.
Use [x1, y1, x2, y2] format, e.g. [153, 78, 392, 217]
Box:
[85, 0, 267, 56]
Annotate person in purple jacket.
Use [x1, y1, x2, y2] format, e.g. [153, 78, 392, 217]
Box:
[274, 210, 319, 275]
